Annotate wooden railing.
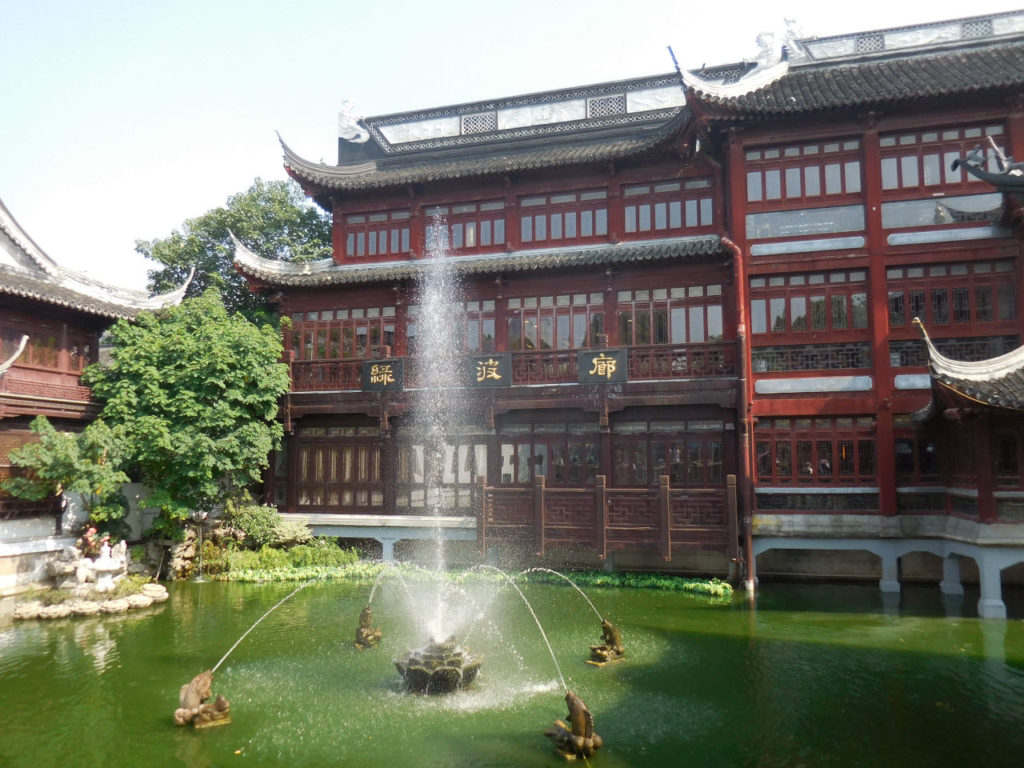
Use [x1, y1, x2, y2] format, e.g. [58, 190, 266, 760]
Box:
[478, 474, 738, 561]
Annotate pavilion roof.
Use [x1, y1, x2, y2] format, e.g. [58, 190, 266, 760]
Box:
[233, 232, 724, 288]
[683, 10, 1024, 120]
[281, 73, 690, 194]
[914, 318, 1024, 412]
[0, 197, 191, 320]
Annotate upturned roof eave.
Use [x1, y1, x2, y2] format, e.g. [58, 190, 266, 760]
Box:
[232, 232, 724, 289]
[280, 107, 691, 194]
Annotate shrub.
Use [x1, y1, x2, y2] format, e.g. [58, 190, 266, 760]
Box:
[228, 504, 281, 549]
[272, 518, 312, 548]
[288, 541, 360, 568]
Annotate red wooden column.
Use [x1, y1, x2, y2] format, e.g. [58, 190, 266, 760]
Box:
[475, 476, 487, 555]
[594, 475, 608, 560]
[862, 119, 897, 516]
[659, 475, 672, 562]
[976, 417, 997, 522]
[1007, 103, 1024, 330]
[533, 475, 546, 556]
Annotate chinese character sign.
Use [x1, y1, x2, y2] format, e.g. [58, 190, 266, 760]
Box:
[468, 354, 511, 388]
[362, 359, 405, 391]
[578, 349, 628, 383]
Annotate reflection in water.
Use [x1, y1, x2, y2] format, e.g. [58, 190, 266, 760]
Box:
[2, 582, 1024, 768]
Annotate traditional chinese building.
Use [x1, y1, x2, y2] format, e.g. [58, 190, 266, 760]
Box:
[0, 197, 189, 592]
[238, 10, 1024, 615]
[236, 73, 742, 569]
[681, 10, 1024, 615]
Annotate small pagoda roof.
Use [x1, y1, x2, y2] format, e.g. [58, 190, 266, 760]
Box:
[684, 10, 1024, 119]
[233, 232, 724, 289]
[282, 73, 690, 194]
[0, 197, 191, 320]
[914, 318, 1024, 412]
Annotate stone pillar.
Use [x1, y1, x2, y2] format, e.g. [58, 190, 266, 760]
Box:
[878, 544, 901, 594]
[977, 553, 1007, 620]
[939, 555, 965, 596]
[379, 538, 397, 563]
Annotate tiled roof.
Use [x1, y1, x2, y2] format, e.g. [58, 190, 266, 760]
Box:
[916, 318, 1024, 411]
[233, 232, 723, 288]
[0, 197, 192, 320]
[684, 11, 1024, 118]
[283, 107, 690, 192]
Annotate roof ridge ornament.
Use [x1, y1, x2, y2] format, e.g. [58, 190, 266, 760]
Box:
[338, 100, 370, 144]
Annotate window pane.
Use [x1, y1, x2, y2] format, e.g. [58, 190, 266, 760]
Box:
[573, 313, 587, 348]
[582, 210, 594, 237]
[770, 297, 786, 332]
[953, 287, 970, 323]
[785, 167, 802, 198]
[998, 283, 1016, 321]
[817, 442, 833, 477]
[747, 172, 762, 202]
[654, 202, 667, 229]
[639, 204, 652, 231]
[750, 299, 766, 334]
[810, 296, 827, 330]
[595, 209, 608, 235]
[888, 291, 905, 326]
[550, 214, 562, 240]
[534, 214, 546, 240]
[844, 161, 861, 193]
[618, 311, 633, 345]
[521, 217, 533, 242]
[838, 440, 855, 476]
[900, 155, 919, 187]
[851, 293, 868, 329]
[831, 296, 847, 329]
[565, 211, 576, 239]
[669, 201, 682, 228]
[932, 288, 949, 324]
[671, 306, 687, 340]
[518, 445, 532, 483]
[922, 153, 941, 185]
[858, 440, 876, 477]
[790, 296, 807, 331]
[881, 157, 899, 190]
[688, 306, 705, 342]
[909, 290, 926, 321]
[825, 163, 842, 194]
[654, 309, 669, 344]
[804, 165, 821, 196]
[776, 442, 792, 478]
[976, 286, 992, 322]
[765, 169, 781, 200]
[707, 305, 723, 341]
[636, 311, 651, 345]
[508, 317, 522, 351]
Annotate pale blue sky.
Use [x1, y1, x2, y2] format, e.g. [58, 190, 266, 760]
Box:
[2, 0, 1020, 290]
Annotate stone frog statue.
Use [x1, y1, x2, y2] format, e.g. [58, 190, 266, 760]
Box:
[174, 670, 231, 727]
[544, 689, 603, 760]
[355, 604, 383, 648]
[589, 618, 625, 663]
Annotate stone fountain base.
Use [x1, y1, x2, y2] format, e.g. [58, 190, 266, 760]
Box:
[394, 636, 481, 694]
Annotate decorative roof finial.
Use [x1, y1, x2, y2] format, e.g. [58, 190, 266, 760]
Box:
[338, 100, 370, 144]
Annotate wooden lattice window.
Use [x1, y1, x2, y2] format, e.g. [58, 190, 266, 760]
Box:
[750, 269, 868, 340]
[886, 260, 1016, 333]
[755, 417, 876, 486]
[623, 178, 715, 235]
[519, 189, 608, 245]
[343, 209, 411, 259]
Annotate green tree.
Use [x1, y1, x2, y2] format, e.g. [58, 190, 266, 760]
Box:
[140, 178, 330, 323]
[83, 289, 291, 536]
[2, 416, 130, 526]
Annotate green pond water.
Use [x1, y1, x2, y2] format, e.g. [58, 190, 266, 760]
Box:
[2, 579, 1024, 768]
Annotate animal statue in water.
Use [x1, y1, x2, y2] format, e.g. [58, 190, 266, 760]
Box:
[174, 670, 231, 727]
[544, 689, 603, 760]
[589, 618, 625, 663]
[355, 604, 383, 648]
